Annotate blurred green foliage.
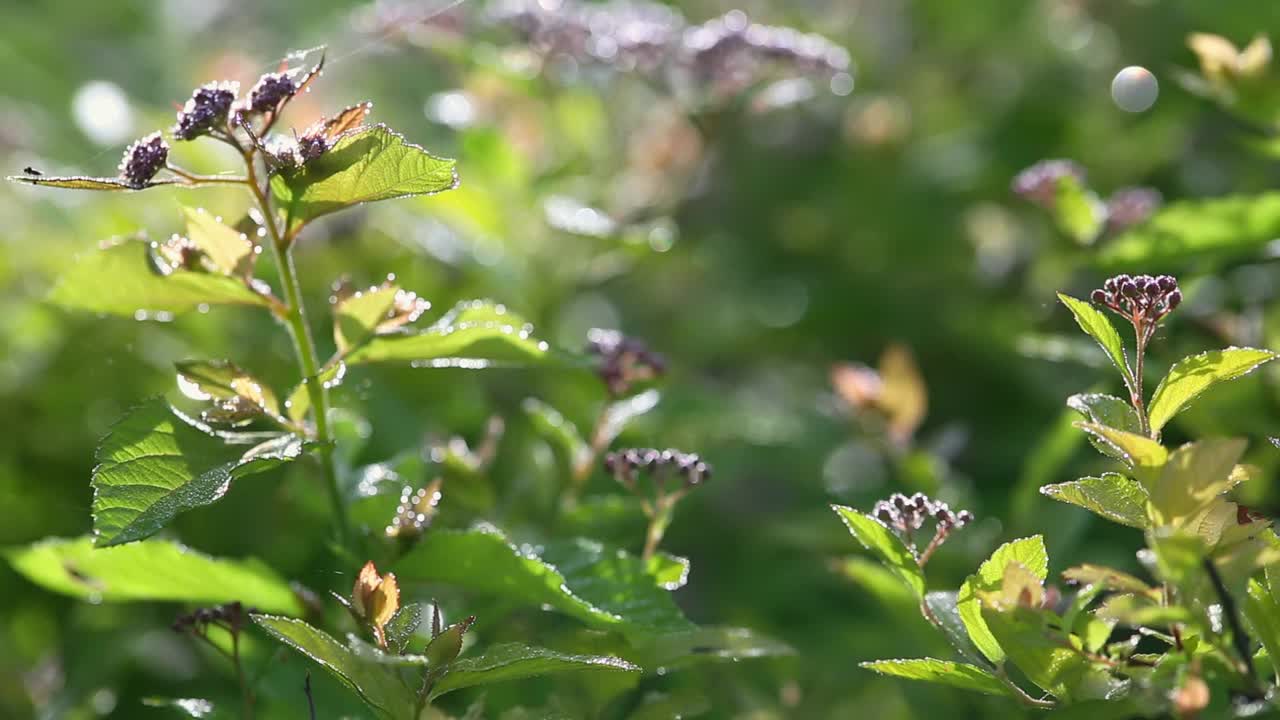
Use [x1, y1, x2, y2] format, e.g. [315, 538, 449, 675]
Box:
[6, 0, 1280, 718]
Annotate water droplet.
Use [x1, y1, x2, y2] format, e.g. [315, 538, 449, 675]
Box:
[1111, 66, 1158, 113]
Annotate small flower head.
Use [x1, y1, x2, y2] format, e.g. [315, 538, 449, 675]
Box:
[174, 81, 238, 141]
[870, 492, 972, 566]
[118, 132, 169, 188]
[386, 478, 443, 539]
[247, 72, 297, 113]
[1011, 159, 1086, 208]
[586, 328, 666, 396]
[604, 447, 711, 493]
[297, 133, 329, 163]
[1105, 187, 1162, 232]
[1090, 273, 1181, 324]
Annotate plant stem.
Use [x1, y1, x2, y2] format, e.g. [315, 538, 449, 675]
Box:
[1128, 313, 1152, 436]
[243, 153, 349, 545]
[231, 631, 254, 720]
[565, 403, 610, 507]
[642, 499, 673, 562]
[995, 666, 1056, 710]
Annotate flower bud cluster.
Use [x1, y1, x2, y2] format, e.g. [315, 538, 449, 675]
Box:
[118, 132, 169, 188]
[586, 328, 666, 396]
[173, 81, 239, 141]
[604, 447, 711, 490]
[1089, 274, 1181, 323]
[486, 1, 851, 96]
[171, 601, 253, 634]
[872, 492, 972, 535]
[1010, 159, 1085, 208]
[246, 72, 297, 113]
[1105, 187, 1163, 233]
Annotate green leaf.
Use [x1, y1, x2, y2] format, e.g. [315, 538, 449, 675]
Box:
[860, 658, 1009, 697]
[521, 397, 589, 470]
[1040, 473, 1149, 529]
[1099, 192, 1280, 269]
[1074, 422, 1167, 487]
[831, 505, 925, 599]
[1066, 393, 1141, 460]
[1052, 175, 1105, 244]
[183, 207, 254, 277]
[252, 615, 413, 720]
[9, 174, 182, 191]
[647, 552, 690, 591]
[1060, 565, 1153, 595]
[50, 237, 269, 316]
[923, 591, 991, 668]
[5, 537, 301, 613]
[270, 124, 458, 232]
[429, 643, 640, 700]
[1147, 348, 1279, 433]
[283, 362, 345, 423]
[345, 300, 561, 367]
[334, 283, 400, 354]
[91, 398, 302, 546]
[175, 360, 281, 418]
[1246, 578, 1280, 683]
[957, 536, 1047, 664]
[1149, 438, 1246, 524]
[385, 603, 422, 655]
[637, 626, 794, 669]
[1057, 294, 1131, 385]
[981, 606, 1103, 700]
[394, 528, 692, 641]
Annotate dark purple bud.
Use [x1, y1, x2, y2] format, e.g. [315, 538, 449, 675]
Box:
[1157, 275, 1177, 293]
[1120, 280, 1138, 298]
[934, 507, 953, 526]
[1090, 289, 1107, 304]
[1166, 289, 1182, 310]
[956, 510, 974, 525]
[248, 72, 296, 112]
[297, 134, 329, 163]
[1103, 277, 1118, 293]
[174, 81, 238, 141]
[118, 132, 169, 188]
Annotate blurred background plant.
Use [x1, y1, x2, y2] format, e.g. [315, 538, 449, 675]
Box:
[5, 1, 1280, 718]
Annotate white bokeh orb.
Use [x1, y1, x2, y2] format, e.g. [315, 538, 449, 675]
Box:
[1111, 66, 1158, 113]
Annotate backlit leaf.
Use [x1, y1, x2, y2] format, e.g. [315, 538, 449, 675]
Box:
[860, 658, 1009, 697]
[5, 537, 301, 613]
[9, 174, 182, 191]
[957, 536, 1047, 664]
[91, 398, 302, 546]
[1099, 192, 1280, 269]
[345, 300, 562, 367]
[1147, 348, 1279, 433]
[1149, 438, 1246, 524]
[832, 505, 925, 599]
[252, 615, 413, 719]
[430, 643, 640, 699]
[1040, 473, 1149, 529]
[183, 207, 254, 277]
[270, 124, 458, 232]
[50, 237, 269, 316]
[1058, 294, 1131, 385]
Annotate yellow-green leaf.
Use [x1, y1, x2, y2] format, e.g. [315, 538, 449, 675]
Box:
[1058, 294, 1131, 384]
[860, 658, 1009, 697]
[1149, 438, 1246, 525]
[1147, 348, 1279, 433]
[1040, 473, 1149, 529]
[957, 536, 1047, 664]
[832, 505, 925, 599]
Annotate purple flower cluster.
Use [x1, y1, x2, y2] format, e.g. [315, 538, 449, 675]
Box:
[173, 81, 238, 141]
[1010, 158, 1085, 208]
[486, 1, 851, 94]
[246, 72, 297, 113]
[604, 447, 711, 489]
[1090, 274, 1181, 322]
[1105, 187, 1163, 232]
[586, 328, 666, 397]
[872, 492, 972, 535]
[118, 132, 169, 188]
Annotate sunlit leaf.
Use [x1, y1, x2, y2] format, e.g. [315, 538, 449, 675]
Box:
[9, 174, 182, 191]
[270, 124, 458, 232]
[647, 552, 690, 591]
[183, 207, 255, 277]
[394, 528, 692, 642]
[1040, 473, 1149, 529]
[1246, 578, 1280, 683]
[1053, 174, 1105, 245]
[521, 397, 589, 471]
[175, 360, 281, 418]
[252, 615, 413, 719]
[599, 389, 661, 447]
[1057, 294, 1131, 385]
[981, 606, 1106, 700]
[957, 536, 1047, 664]
[50, 237, 269, 316]
[345, 300, 563, 367]
[1074, 422, 1167, 487]
[1061, 565, 1154, 595]
[831, 505, 924, 599]
[1067, 393, 1141, 460]
[91, 398, 302, 546]
[430, 643, 640, 699]
[860, 658, 1009, 697]
[5, 537, 301, 613]
[1099, 192, 1280, 269]
[1147, 348, 1279, 433]
[1149, 438, 1246, 524]
[923, 591, 990, 667]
